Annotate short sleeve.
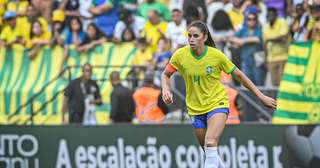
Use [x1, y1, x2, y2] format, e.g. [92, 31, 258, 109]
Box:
[169, 49, 181, 70]
[217, 50, 237, 74]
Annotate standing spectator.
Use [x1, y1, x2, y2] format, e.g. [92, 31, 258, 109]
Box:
[77, 23, 107, 52]
[142, 9, 167, 53]
[79, 0, 94, 29]
[62, 63, 102, 124]
[183, 0, 207, 22]
[153, 37, 172, 86]
[166, 8, 187, 50]
[305, 4, 320, 41]
[210, 10, 234, 53]
[153, 37, 172, 71]
[206, 0, 233, 32]
[120, 0, 138, 11]
[229, 12, 266, 86]
[31, 0, 53, 21]
[133, 71, 169, 123]
[113, 9, 145, 43]
[0, 11, 25, 48]
[129, 37, 153, 89]
[290, 3, 310, 42]
[25, 4, 51, 42]
[59, 0, 81, 26]
[27, 20, 51, 60]
[241, 0, 267, 24]
[138, 0, 172, 21]
[109, 71, 135, 123]
[51, 9, 66, 46]
[264, 0, 287, 18]
[228, 0, 245, 31]
[263, 7, 289, 86]
[89, 0, 119, 39]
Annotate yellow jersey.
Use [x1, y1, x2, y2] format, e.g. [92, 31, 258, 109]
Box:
[169, 45, 237, 115]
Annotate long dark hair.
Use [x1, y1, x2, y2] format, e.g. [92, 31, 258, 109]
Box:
[188, 20, 216, 48]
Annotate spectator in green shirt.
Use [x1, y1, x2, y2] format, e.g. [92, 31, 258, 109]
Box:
[138, 0, 171, 21]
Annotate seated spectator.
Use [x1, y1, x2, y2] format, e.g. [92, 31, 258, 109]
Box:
[121, 27, 136, 42]
[229, 12, 266, 86]
[77, 23, 107, 52]
[138, 0, 171, 21]
[290, 3, 310, 42]
[263, 7, 289, 86]
[51, 9, 66, 46]
[142, 9, 167, 53]
[133, 71, 169, 123]
[27, 20, 51, 60]
[0, 11, 26, 48]
[166, 8, 187, 50]
[89, 0, 119, 39]
[113, 9, 145, 43]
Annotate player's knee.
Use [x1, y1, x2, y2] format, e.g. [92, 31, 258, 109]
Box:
[205, 137, 218, 147]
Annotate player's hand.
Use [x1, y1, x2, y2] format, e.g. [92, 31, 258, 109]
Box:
[162, 89, 173, 105]
[259, 95, 277, 109]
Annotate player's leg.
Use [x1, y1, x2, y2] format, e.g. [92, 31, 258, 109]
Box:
[191, 114, 207, 147]
[204, 110, 228, 168]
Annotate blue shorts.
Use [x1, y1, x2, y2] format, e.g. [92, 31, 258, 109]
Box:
[190, 108, 229, 129]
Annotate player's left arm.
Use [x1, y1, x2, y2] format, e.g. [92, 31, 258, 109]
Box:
[231, 69, 277, 109]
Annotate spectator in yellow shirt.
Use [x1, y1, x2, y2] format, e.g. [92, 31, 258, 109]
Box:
[0, 11, 25, 48]
[263, 7, 289, 86]
[142, 9, 167, 53]
[27, 20, 51, 60]
[130, 37, 153, 89]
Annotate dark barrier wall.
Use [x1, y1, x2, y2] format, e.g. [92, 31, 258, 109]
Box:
[0, 124, 319, 168]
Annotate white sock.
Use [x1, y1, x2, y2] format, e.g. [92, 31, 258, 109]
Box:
[204, 147, 218, 168]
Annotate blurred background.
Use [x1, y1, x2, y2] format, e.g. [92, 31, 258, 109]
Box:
[0, 0, 320, 167]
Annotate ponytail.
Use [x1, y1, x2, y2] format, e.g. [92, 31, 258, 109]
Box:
[205, 31, 216, 48]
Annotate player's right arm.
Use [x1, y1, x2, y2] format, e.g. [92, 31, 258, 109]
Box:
[161, 63, 176, 104]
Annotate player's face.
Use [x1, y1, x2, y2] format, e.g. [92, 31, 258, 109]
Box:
[188, 27, 207, 49]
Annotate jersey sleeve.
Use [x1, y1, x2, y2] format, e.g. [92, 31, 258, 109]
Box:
[217, 50, 237, 74]
[169, 49, 181, 70]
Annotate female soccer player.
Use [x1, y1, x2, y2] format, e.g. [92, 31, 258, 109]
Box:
[161, 21, 277, 168]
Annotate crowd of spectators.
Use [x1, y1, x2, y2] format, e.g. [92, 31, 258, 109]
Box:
[1, 0, 320, 88]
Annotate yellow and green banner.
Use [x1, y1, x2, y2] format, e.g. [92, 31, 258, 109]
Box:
[273, 41, 320, 124]
[0, 43, 137, 125]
